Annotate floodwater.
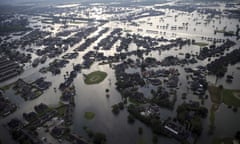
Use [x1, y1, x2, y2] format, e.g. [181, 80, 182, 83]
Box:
[0, 2, 240, 144]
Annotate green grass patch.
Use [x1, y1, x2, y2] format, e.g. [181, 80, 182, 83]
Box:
[222, 89, 240, 107]
[128, 98, 142, 105]
[84, 112, 95, 120]
[215, 30, 225, 33]
[34, 90, 43, 97]
[208, 85, 240, 107]
[49, 103, 67, 117]
[136, 138, 146, 144]
[84, 71, 107, 85]
[0, 82, 15, 91]
[215, 30, 235, 36]
[37, 107, 53, 116]
[193, 42, 208, 47]
[212, 137, 234, 144]
[124, 30, 132, 33]
[56, 106, 67, 117]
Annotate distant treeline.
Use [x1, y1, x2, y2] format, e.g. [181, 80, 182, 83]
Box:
[0, 26, 31, 34]
[192, 0, 237, 2]
[81, 0, 167, 6]
[0, 5, 30, 14]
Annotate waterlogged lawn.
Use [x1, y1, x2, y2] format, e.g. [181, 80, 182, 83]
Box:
[212, 137, 234, 144]
[56, 105, 67, 117]
[0, 82, 15, 91]
[208, 85, 240, 107]
[84, 71, 107, 85]
[137, 138, 146, 144]
[84, 112, 95, 120]
[222, 89, 240, 107]
[193, 42, 208, 47]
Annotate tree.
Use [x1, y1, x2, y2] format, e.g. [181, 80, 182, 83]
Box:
[233, 107, 238, 112]
[105, 89, 109, 93]
[191, 118, 203, 136]
[152, 135, 158, 144]
[151, 119, 162, 134]
[218, 85, 223, 90]
[86, 129, 94, 138]
[93, 132, 106, 144]
[118, 102, 124, 110]
[235, 131, 240, 141]
[128, 115, 135, 124]
[112, 104, 120, 115]
[138, 127, 143, 135]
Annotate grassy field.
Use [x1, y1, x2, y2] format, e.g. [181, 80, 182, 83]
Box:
[208, 85, 240, 107]
[222, 89, 240, 107]
[0, 82, 15, 91]
[208, 85, 240, 133]
[215, 30, 225, 33]
[193, 42, 208, 47]
[136, 138, 146, 144]
[212, 137, 234, 144]
[84, 112, 95, 120]
[84, 71, 107, 85]
[56, 105, 67, 117]
[34, 90, 43, 97]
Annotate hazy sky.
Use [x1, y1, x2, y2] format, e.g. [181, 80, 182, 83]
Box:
[0, 0, 163, 5]
[0, 0, 131, 5]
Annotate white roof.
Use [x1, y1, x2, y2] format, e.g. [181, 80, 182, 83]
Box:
[164, 125, 179, 135]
